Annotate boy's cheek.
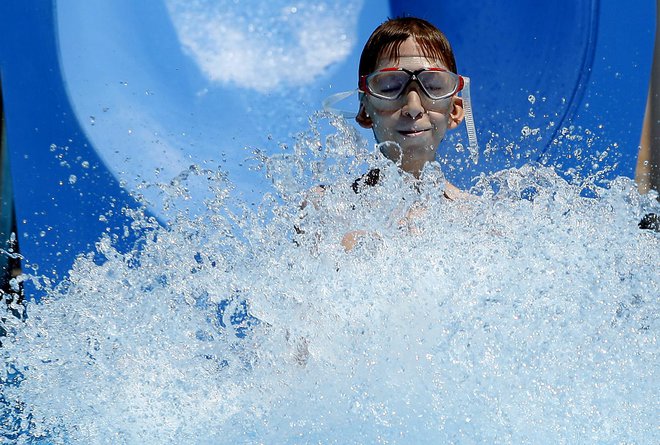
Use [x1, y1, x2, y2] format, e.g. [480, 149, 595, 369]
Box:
[372, 122, 398, 145]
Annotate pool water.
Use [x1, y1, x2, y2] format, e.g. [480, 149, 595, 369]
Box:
[1, 115, 659, 444]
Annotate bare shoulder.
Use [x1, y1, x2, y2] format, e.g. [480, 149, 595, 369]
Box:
[443, 182, 475, 201]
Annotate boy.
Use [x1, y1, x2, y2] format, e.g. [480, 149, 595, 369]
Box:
[338, 17, 475, 249]
[354, 17, 468, 181]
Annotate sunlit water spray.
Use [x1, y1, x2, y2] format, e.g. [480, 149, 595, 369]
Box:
[1, 114, 659, 444]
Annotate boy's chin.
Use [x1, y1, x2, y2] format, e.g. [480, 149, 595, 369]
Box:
[399, 142, 439, 158]
[377, 139, 438, 165]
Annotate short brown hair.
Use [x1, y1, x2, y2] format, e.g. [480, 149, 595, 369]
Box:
[358, 17, 457, 81]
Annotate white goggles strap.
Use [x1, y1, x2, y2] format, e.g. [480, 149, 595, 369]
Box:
[322, 89, 359, 119]
[460, 76, 479, 164]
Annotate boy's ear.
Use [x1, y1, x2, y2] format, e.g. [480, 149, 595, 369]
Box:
[356, 103, 373, 129]
[448, 96, 465, 130]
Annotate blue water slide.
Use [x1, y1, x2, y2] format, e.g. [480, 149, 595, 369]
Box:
[0, 0, 655, 293]
[0, 2, 144, 288]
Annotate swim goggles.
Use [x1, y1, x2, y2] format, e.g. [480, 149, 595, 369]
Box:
[360, 67, 463, 103]
[323, 67, 479, 158]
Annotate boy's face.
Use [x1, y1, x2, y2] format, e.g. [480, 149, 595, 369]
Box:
[357, 37, 464, 177]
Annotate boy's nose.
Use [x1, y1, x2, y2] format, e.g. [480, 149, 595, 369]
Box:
[401, 89, 424, 119]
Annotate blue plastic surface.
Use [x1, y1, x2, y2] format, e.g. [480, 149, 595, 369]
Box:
[0, 2, 141, 288]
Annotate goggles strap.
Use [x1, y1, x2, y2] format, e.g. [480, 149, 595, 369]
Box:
[322, 89, 359, 119]
[460, 77, 479, 163]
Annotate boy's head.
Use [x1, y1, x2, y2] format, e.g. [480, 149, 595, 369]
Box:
[358, 17, 457, 79]
[356, 17, 465, 178]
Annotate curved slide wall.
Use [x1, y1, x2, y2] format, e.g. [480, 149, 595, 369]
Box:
[0, 0, 655, 293]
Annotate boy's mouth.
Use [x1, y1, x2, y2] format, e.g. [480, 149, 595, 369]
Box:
[399, 128, 430, 137]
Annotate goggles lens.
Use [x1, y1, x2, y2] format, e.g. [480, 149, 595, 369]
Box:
[363, 68, 462, 101]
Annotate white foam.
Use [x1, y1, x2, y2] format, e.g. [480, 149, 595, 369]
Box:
[165, 1, 361, 92]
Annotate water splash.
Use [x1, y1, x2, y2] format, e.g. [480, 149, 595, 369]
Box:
[1, 115, 659, 444]
[165, 0, 362, 91]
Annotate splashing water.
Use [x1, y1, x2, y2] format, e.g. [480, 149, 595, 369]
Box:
[1, 114, 659, 444]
